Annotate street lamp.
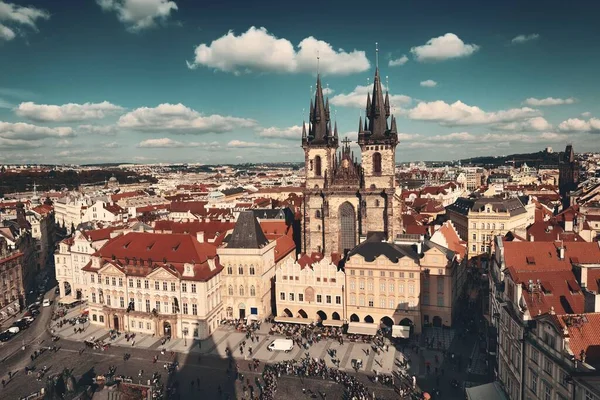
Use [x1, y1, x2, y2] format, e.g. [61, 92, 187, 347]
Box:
[183, 328, 188, 346]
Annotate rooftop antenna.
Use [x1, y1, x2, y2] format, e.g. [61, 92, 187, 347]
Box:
[375, 42, 379, 69]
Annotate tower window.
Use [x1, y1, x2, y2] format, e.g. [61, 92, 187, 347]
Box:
[315, 156, 322, 177]
[375, 199, 380, 207]
[373, 152, 382, 174]
[315, 210, 321, 218]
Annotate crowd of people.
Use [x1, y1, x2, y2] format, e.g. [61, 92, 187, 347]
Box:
[268, 322, 344, 349]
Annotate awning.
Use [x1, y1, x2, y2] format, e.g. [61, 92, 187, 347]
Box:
[246, 314, 259, 323]
[392, 325, 411, 338]
[58, 296, 79, 305]
[466, 382, 508, 400]
[274, 316, 312, 325]
[322, 320, 344, 327]
[347, 322, 378, 336]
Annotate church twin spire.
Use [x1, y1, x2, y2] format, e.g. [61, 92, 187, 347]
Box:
[303, 75, 337, 148]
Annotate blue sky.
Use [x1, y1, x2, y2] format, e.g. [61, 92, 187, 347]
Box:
[0, 0, 599, 165]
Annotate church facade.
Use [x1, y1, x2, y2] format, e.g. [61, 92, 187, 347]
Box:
[302, 68, 403, 256]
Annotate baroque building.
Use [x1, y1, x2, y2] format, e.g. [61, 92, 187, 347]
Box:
[302, 68, 402, 256]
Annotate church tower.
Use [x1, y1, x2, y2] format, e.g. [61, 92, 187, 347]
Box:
[357, 67, 399, 238]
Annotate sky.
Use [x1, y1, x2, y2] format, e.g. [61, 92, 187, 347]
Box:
[0, 0, 599, 165]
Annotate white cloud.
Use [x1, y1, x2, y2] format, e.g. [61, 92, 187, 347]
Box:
[389, 55, 408, 67]
[494, 117, 552, 132]
[407, 100, 540, 126]
[96, 0, 178, 32]
[330, 83, 411, 109]
[0, 137, 42, 149]
[426, 131, 570, 144]
[581, 112, 591, 117]
[558, 118, 600, 133]
[511, 34, 540, 44]
[410, 33, 479, 62]
[0, 1, 49, 41]
[103, 142, 118, 148]
[0, 121, 74, 140]
[523, 97, 576, 106]
[228, 140, 287, 149]
[187, 26, 370, 76]
[322, 87, 334, 96]
[118, 103, 257, 134]
[258, 125, 303, 140]
[78, 124, 119, 135]
[137, 137, 221, 148]
[15, 101, 124, 122]
[420, 80, 437, 88]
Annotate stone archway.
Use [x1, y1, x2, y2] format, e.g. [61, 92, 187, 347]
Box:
[63, 281, 72, 296]
[163, 321, 172, 337]
[113, 314, 120, 331]
[400, 318, 413, 327]
[282, 308, 293, 317]
[317, 310, 327, 321]
[380, 316, 394, 328]
[298, 309, 308, 319]
[350, 313, 360, 322]
[332, 312, 341, 320]
[364, 315, 374, 323]
[433, 316, 443, 327]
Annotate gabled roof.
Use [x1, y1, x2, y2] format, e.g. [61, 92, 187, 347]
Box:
[554, 313, 600, 365]
[348, 240, 420, 263]
[227, 211, 269, 249]
[81, 227, 121, 242]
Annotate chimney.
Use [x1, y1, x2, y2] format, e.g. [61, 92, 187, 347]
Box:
[196, 231, 204, 242]
[559, 246, 565, 260]
[565, 219, 573, 232]
[530, 235, 534, 242]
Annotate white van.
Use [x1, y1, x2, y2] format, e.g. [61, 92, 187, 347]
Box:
[42, 299, 51, 307]
[267, 339, 294, 353]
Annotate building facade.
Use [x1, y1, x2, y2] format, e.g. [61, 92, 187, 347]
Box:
[302, 68, 402, 257]
[0, 237, 24, 321]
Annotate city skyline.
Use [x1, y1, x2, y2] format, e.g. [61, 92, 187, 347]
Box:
[1, 0, 599, 165]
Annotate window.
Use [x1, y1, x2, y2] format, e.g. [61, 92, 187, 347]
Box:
[106, 295, 111, 306]
[380, 271, 385, 277]
[380, 282, 385, 292]
[127, 278, 132, 287]
[559, 369, 568, 388]
[144, 280, 149, 289]
[472, 233, 477, 240]
[163, 282, 167, 291]
[136, 279, 141, 288]
[154, 281, 159, 290]
[399, 284, 404, 293]
[145, 300, 150, 312]
[99, 315, 104, 323]
[543, 357, 553, 375]
[182, 283, 187, 292]
[389, 283, 394, 292]
[191, 284, 197, 293]
[317, 294, 322, 303]
[543, 332, 556, 349]
[90, 275, 95, 283]
[349, 295, 356, 305]
[531, 348, 539, 364]
[138, 321, 143, 329]
[437, 295, 444, 307]
[171, 282, 176, 292]
[120, 297, 124, 308]
[192, 304, 197, 315]
[408, 284, 415, 295]
[228, 286, 234, 296]
[368, 270, 373, 277]
[389, 272, 394, 277]
[227, 266, 233, 274]
[250, 286, 256, 296]
[350, 281, 355, 290]
[326, 295, 331, 304]
[350, 270, 355, 276]
[155, 301, 161, 312]
[289, 293, 294, 301]
[372, 152, 382, 174]
[359, 296, 365, 306]
[105, 276, 110, 285]
[335, 296, 341, 304]
[183, 303, 188, 314]
[238, 266, 244, 275]
[239, 286, 245, 296]
[543, 381, 551, 400]
[530, 370, 538, 395]
[472, 245, 476, 252]
[249, 266, 255, 275]
[380, 298, 385, 308]
[171, 302, 177, 314]
[91, 293, 96, 303]
[422, 292, 430, 305]
[360, 270, 364, 276]
[112, 277, 117, 286]
[399, 272, 404, 278]
[299, 293, 304, 302]
[389, 299, 395, 309]
[409, 273, 414, 278]
[280, 292, 285, 301]
[315, 156, 322, 176]
[92, 314, 97, 321]
[359, 280, 365, 290]
[368, 298, 374, 307]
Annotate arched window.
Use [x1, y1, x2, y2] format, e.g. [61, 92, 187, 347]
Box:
[249, 266, 255, 275]
[315, 156, 322, 176]
[375, 199, 380, 207]
[250, 286, 256, 296]
[317, 224, 321, 231]
[239, 286, 245, 296]
[339, 202, 357, 254]
[373, 152, 382, 174]
[238, 266, 244, 275]
[228, 285, 233, 296]
[227, 265, 233, 274]
[315, 210, 321, 218]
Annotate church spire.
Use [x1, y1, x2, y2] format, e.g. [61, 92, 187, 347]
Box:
[334, 121, 338, 139]
[368, 67, 387, 136]
[306, 74, 333, 146]
[390, 115, 397, 133]
[358, 116, 363, 133]
[302, 121, 307, 140]
[365, 92, 371, 120]
[384, 90, 390, 117]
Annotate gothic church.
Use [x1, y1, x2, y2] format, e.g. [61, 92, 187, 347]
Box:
[302, 68, 403, 256]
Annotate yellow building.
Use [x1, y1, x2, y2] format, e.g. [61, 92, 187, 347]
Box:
[446, 197, 534, 257]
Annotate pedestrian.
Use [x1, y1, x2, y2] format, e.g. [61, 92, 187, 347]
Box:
[196, 377, 200, 387]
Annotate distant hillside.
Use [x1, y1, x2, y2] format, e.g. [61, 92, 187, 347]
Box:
[460, 151, 561, 168]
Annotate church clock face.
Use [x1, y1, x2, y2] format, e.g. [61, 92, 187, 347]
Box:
[342, 159, 350, 169]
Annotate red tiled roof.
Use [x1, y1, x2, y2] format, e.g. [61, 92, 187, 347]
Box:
[81, 227, 121, 242]
[85, 232, 222, 281]
[517, 270, 584, 315]
[136, 204, 170, 213]
[154, 220, 236, 241]
[104, 203, 125, 215]
[111, 191, 145, 202]
[169, 201, 207, 215]
[0, 251, 23, 265]
[32, 204, 53, 215]
[274, 235, 296, 262]
[586, 269, 600, 293]
[527, 220, 585, 242]
[503, 242, 573, 273]
[434, 221, 467, 259]
[555, 313, 600, 364]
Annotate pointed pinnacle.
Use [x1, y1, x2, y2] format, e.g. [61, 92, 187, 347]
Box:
[358, 116, 363, 133]
[366, 92, 371, 116]
[391, 115, 398, 133]
[334, 121, 338, 138]
[302, 121, 307, 138]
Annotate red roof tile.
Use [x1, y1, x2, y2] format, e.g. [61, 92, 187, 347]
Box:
[274, 235, 296, 262]
[555, 313, 600, 364]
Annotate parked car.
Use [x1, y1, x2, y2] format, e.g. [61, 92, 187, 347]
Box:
[42, 299, 51, 307]
[0, 331, 13, 342]
[23, 316, 35, 323]
[267, 339, 294, 353]
[30, 309, 40, 316]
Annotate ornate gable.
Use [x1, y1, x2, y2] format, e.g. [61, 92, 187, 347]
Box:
[98, 262, 125, 276]
[147, 265, 179, 280]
